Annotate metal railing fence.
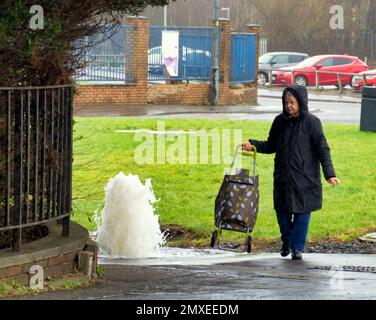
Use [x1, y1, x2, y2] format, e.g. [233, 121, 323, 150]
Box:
[0, 85, 73, 251]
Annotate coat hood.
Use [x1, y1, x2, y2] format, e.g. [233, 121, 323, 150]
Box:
[282, 85, 309, 119]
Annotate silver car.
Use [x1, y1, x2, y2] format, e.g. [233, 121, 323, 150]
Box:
[258, 52, 309, 85]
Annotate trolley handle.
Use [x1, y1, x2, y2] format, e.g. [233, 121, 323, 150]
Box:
[230, 144, 257, 177]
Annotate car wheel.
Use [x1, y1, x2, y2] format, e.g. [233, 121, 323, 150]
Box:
[294, 75, 308, 87]
[258, 72, 268, 86]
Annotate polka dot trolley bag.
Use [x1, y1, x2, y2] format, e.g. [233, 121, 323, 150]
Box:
[210, 145, 259, 253]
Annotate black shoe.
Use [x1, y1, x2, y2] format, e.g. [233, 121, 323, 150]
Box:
[280, 244, 290, 257]
[291, 250, 303, 260]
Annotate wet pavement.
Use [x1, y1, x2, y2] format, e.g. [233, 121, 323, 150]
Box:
[258, 87, 361, 104]
[16, 252, 376, 300]
[133, 97, 360, 124]
[74, 89, 361, 124]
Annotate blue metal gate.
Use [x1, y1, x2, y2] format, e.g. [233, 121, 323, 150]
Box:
[149, 26, 213, 81]
[231, 33, 256, 83]
[76, 25, 136, 82]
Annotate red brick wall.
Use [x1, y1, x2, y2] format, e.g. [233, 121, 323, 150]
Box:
[74, 85, 147, 108]
[74, 82, 257, 108]
[0, 251, 79, 286]
[226, 83, 258, 105]
[147, 83, 210, 105]
[73, 17, 259, 110]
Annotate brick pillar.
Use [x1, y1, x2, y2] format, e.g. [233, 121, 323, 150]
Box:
[246, 24, 261, 84]
[218, 18, 231, 85]
[217, 18, 231, 105]
[127, 16, 149, 89]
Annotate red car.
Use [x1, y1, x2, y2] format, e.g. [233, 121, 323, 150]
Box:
[272, 54, 368, 87]
[351, 69, 376, 90]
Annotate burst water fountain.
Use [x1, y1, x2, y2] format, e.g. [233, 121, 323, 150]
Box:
[95, 172, 247, 266]
[96, 172, 166, 258]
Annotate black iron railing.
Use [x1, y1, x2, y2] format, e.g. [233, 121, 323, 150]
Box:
[0, 85, 73, 251]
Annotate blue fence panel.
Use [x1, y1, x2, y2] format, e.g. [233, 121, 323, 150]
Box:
[149, 26, 213, 81]
[231, 33, 256, 83]
[76, 25, 135, 82]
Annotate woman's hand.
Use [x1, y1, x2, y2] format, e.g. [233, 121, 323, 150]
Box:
[327, 177, 340, 186]
[242, 142, 253, 151]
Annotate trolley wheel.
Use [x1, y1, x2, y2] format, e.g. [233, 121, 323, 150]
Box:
[210, 230, 218, 248]
[246, 235, 252, 253]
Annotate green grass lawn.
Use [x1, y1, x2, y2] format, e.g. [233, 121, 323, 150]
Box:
[72, 117, 376, 245]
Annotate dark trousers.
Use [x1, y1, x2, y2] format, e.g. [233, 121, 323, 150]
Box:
[276, 210, 311, 252]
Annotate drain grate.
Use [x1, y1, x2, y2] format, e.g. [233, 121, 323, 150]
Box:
[309, 265, 376, 273]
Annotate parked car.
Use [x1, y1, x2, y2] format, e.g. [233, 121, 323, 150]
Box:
[272, 54, 369, 87]
[351, 69, 376, 90]
[148, 46, 211, 78]
[148, 46, 164, 76]
[258, 52, 309, 85]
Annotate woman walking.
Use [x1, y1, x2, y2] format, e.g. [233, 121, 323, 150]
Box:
[243, 85, 340, 259]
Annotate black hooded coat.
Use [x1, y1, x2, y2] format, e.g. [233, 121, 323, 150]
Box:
[249, 85, 336, 213]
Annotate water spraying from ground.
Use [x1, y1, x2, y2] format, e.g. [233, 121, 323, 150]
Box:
[96, 172, 166, 258]
[94, 172, 243, 261]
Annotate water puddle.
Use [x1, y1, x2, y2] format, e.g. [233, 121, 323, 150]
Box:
[98, 247, 258, 266]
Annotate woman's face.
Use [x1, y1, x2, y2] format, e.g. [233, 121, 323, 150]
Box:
[285, 94, 300, 118]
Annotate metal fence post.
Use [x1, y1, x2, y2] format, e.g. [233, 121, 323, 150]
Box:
[11, 90, 23, 251]
[268, 69, 273, 87]
[337, 73, 343, 94]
